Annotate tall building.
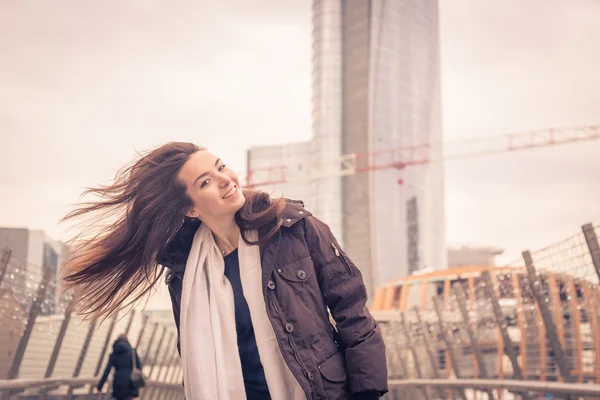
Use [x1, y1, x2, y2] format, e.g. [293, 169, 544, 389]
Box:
[248, 0, 444, 296]
[0, 228, 67, 315]
[247, 141, 316, 211]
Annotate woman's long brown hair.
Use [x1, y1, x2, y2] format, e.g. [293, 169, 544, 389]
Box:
[61, 142, 284, 322]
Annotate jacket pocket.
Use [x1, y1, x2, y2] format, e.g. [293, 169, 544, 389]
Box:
[276, 256, 315, 283]
[318, 350, 350, 400]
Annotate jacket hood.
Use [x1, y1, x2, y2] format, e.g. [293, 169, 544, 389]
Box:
[160, 198, 311, 281]
[113, 338, 131, 354]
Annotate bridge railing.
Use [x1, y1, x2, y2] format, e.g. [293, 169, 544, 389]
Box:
[0, 247, 182, 399]
[2, 223, 600, 399]
[0, 377, 182, 400]
[375, 222, 600, 400]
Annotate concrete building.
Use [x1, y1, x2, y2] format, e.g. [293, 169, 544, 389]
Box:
[0, 228, 68, 315]
[247, 1, 444, 296]
[447, 246, 504, 268]
[246, 141, 316, 209]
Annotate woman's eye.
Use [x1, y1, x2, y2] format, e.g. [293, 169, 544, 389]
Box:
[200, 179, 210, 188]
[219, 164, 227, 171]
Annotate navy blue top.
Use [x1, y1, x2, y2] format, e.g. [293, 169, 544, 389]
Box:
[223, 249, 271, 400]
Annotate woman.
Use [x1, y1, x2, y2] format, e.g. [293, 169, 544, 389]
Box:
[96, 334, 142, 400]
[62, 142, 388, 400]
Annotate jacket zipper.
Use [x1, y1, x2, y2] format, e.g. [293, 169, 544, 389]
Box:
[268, 291, 314, 399]
[331, 243, 354, 276]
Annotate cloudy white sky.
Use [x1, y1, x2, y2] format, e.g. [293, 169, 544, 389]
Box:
[1, 0, 599, 299]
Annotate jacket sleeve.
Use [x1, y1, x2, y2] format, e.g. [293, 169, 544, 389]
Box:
[97, 354, 113, 391]
[167, 279, 182, 357]
[303, 215, 388, 396]
[167, 279, 184, 388]
[134, 349, 142, 369]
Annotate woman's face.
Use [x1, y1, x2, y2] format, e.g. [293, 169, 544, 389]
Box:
[177, 150, 245, 221]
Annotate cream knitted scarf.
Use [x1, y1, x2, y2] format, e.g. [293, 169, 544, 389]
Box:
[180, 223, 306, 400]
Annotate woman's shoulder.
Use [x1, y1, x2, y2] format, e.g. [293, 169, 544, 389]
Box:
[280, 198, 313, 228]
[280, 199, 336, 240]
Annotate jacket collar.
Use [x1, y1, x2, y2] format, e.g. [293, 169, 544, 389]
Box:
[161, 198, 311, 283]
[280, 199, 312, 227]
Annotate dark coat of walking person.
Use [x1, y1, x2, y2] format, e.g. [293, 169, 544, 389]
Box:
[62, 143, 388, 400]
[97, 335, 142, 400]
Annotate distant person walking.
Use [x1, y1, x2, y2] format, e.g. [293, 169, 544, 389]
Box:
[96, 334, 142, 400]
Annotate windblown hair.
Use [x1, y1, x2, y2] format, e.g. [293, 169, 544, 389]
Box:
[61, 142, 284, 323]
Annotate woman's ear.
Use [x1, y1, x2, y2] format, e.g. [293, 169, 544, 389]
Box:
[185, 208, 200, 218]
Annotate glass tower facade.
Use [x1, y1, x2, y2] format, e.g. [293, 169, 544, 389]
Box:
[248, 1, 445, 297]
[313, 0, 445, 295]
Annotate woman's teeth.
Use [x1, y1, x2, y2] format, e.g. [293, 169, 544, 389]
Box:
[223, 185, 237, 199]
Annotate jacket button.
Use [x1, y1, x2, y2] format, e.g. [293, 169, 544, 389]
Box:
[285, 323, 294, 333]
[307, 372, 315, 381]
[299, 211, 304, 214]
[297, 270, 307, 280]
[285, 218, 292, 223]
[267, 280, 276, 290]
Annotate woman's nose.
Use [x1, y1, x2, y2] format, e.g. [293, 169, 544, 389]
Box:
[218, 173, 232, 186]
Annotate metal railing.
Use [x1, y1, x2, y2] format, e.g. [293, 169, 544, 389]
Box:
[1, 222, 600, 399]
[388, 379, 600, 398]
[0, 377, 183, 399]
[376, 222, 600, 400]
[0, 246, 182, 399]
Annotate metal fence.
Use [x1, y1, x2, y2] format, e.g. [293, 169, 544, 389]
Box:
[376, 223, 600, 400]
[0, 248, 182, 399]
[2, 223, 600, 399]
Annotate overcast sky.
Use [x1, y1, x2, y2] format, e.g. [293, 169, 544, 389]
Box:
[1, 1, 599, 308]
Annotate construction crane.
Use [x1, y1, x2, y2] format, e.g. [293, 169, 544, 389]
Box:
[242, 124, 600, 188]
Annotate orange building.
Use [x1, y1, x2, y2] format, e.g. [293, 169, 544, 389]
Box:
[371, 265, 600, 384]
